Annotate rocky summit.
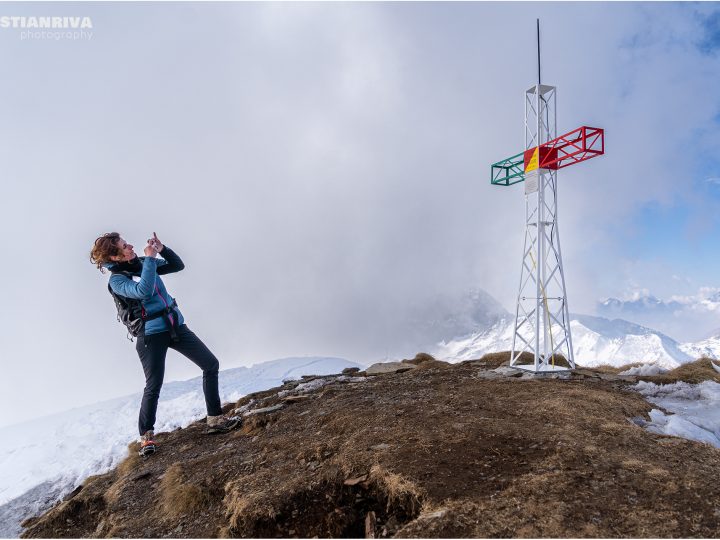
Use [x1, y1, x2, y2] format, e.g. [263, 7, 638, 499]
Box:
[21, 354, 720, 538]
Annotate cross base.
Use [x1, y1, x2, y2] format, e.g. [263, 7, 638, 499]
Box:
[512, 363, 572, 373]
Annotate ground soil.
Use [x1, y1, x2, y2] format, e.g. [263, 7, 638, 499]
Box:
[21, 354, 720, 538]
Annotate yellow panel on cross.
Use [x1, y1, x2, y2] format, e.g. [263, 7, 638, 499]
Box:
[524, 147, 539, 173]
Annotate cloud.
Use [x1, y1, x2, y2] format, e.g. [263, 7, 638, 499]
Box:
[1, 3, 720, 424]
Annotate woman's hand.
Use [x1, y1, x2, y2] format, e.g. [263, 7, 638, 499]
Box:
[144, 244, 158, 257]
[148, 232, 164, 252]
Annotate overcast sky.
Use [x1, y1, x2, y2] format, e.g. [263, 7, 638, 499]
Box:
[1, 2, 719, 427]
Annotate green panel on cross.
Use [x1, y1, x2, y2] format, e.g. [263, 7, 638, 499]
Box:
[491, 152, 525, 186]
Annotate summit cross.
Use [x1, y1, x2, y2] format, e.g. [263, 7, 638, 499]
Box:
[489, 23, 605, 373]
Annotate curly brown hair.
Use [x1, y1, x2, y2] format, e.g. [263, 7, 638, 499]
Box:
[90, 232, 122, 273]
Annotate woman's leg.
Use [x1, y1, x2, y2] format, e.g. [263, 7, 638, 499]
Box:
[169, 325, 223, 417]
[135, 333, 170, 436]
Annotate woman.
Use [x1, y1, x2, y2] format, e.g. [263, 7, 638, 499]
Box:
[90, 232, 239, 456]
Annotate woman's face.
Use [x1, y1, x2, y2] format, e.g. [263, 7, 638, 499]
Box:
[111, 237, 136, 262]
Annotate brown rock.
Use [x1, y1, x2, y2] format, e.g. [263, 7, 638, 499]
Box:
[366, 362, 416, 375]
[62, 486, 83, 502]
[282, 395, 311, 403]
[365, 511, 376, 538]
[243, 403, 285, 416]
[343, 475, 368, 486]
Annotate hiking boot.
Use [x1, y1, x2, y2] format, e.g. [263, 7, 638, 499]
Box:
[206, 414, 241, 434]
[139, 430, 157, 457]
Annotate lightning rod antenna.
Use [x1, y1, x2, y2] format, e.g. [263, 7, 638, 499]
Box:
[537, 18, 541, 85]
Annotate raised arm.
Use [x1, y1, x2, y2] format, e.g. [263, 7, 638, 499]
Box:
[156, 246, 185, 275]
[109, 257, 158, 300]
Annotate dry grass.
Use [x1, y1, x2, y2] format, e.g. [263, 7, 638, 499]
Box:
[592, 362, 644, 374]
[222, 465, 425, 537]
[103, 478, 127, 506]
[367, 464, 424, 515]
[104, 443, 143, 504]
[159, 463, 215, 518]
[402, 352, 438, 365]
[475, 351, 513, 367]
[565, 358, 720, 382]
[115, 442, 141, 478]
[414, 359, 451, 370]
[223, 470, 280, 531]
[645, 357, 720, 384]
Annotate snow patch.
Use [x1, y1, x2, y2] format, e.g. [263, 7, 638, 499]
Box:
[634, 381, 720, 448]
[645, 409, 720, 447]
[619, 364, 667, 376]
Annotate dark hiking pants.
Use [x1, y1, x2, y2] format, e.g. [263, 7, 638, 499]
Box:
[135, 324, 223, 436]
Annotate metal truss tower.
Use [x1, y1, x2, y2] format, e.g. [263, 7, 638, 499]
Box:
[489, 21, 605, 372]
[512, 84, 573, 372]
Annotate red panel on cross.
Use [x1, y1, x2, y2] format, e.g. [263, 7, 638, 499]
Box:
[523, 146, 559, 172]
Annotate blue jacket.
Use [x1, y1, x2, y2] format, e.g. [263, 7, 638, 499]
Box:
[105, 246, 185, 335]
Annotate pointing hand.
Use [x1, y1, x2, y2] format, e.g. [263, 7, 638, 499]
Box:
[148, 232, 164, 252]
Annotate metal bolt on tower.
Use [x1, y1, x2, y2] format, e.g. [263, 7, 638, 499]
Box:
[489, 20, 605, 372]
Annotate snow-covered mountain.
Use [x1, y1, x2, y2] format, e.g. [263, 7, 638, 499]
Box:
[597, 289, 720, 342]
[0, 356, 361, 537]
[571, 315, 693, 367]
[680, 333, 720, 360]
[426, 289, 717, 367]
[435, 314, 693, 369]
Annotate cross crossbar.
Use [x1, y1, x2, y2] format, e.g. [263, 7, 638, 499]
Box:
[490, 125, 604, 186]
[539, 126, 604, 170]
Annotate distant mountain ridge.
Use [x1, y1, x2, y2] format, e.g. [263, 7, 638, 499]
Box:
[598, 294, 684, 316]
[597, 290, 720, 342]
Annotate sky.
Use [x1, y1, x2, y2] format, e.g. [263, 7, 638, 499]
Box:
[1, 2, 720, 427]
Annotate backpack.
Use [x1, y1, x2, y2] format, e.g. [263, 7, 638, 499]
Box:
[108, 271, 147, 340]
[107, 270, 179, 342]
